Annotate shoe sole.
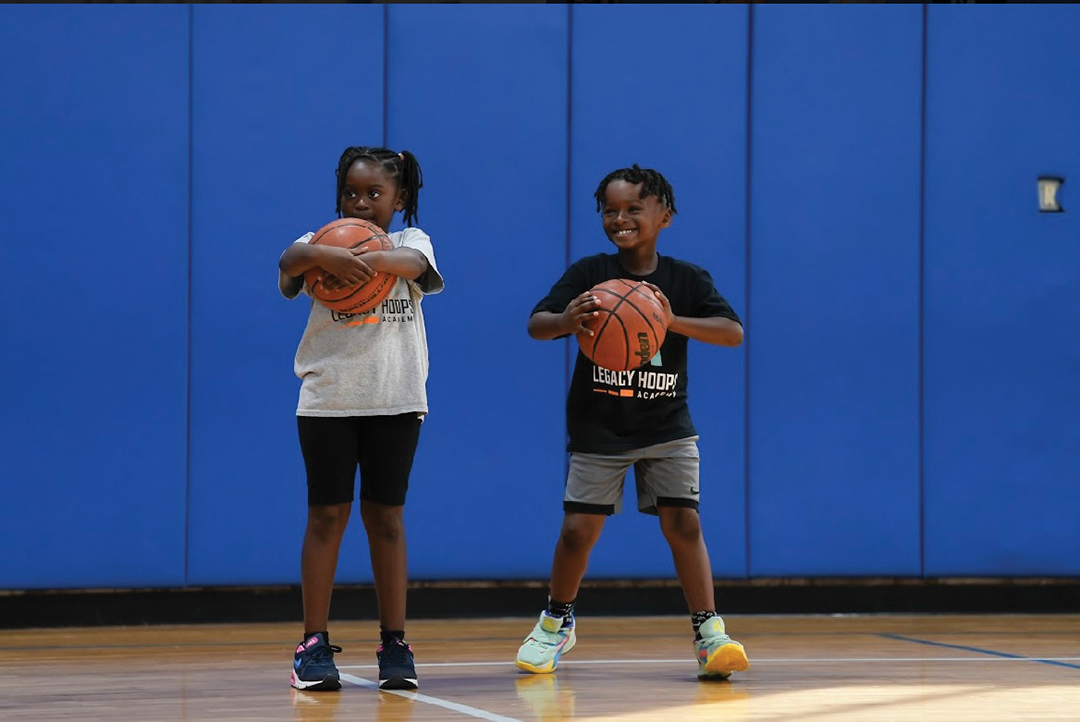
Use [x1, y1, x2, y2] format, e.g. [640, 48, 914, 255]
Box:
[379, 675, 418, 690]
[515, 634, 576, 674]
[702, 642, 750, 677]
[290, 671, 342, 691]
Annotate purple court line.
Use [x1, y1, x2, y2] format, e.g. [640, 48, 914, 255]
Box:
[882, 633, 1080, 671]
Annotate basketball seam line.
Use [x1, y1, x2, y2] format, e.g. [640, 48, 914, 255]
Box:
[589, 283, 663, 370]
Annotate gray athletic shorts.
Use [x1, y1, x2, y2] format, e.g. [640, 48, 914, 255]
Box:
[564, 436, 700, 516]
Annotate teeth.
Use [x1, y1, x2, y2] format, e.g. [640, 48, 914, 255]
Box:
[616, 230, 633, 236]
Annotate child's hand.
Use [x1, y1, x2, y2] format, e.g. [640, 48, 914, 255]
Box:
[562, 291, 602, 336]
[316, 246, 376, 290]
[642, 282, 674, 327]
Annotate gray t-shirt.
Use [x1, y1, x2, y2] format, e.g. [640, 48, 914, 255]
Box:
[278, 226, 444, 417]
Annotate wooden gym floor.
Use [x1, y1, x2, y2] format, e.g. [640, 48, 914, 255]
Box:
[1, 614, 1078, 721]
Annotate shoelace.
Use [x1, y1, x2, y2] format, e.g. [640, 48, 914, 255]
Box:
[380, 639, 413, 667]
[306, 642, 343, 664]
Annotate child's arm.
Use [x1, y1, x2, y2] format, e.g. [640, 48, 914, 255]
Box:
[279, 243, 377, 288]
[669, 315, 743, 347]
[528, 291, 601, 341]
[357, 248, 429, 281]
[643, 282, 743, 347]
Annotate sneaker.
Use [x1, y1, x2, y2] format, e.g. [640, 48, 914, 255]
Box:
[377, 637, 418, 690]
[516, 611, 576, 674]
[694, 616, 749, 680]
[290, 633, 342, 691]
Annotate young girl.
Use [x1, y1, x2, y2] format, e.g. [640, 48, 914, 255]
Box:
[516, 164, 749, 681]
[278, 146, 443, 692]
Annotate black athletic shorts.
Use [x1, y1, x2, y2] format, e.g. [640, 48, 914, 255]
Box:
[297, 413, 422, 507]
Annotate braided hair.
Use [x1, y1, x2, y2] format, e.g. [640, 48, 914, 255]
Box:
[593, 163, 677, 215]
[334, 146, 424, 227]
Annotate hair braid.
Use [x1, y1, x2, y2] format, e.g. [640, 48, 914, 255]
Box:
[334, 146, 424, 227]
[593, 163, 677, 215]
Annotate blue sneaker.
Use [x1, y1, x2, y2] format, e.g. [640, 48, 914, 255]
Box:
[290, 633, 342, 691]
[377, 637, 418, 690]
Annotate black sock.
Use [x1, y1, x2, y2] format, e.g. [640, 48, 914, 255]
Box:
[546, 597, 576, 626]
[380, 628, 406, 646]
[691, 611, 716, 640]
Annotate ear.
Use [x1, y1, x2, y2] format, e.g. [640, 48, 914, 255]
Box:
[394, 191, 406, 212]
[660, 209, 673, 228]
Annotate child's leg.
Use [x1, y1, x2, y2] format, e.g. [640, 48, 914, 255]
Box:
[517, 452, 630, 674]
[636, 437, 749, 678]
[292, 416, 360, 691]
[355, 412, 421, 633]
[553, 449, 633, 600]
[293, 502, 350, 691]
[658, 508, 748, 678]
[297, 416, 364, 636]
[657, 506, 715, 612]
[516, 515, 602, 674]
[301, 502, 352, 634]
[360, 501, 416, 690]
[356, 413, 422, 690]
[359, 500, 407, 631]
[549, 512, 607, 603]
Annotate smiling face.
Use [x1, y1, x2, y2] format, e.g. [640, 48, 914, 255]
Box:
[599, 179, 673, 252]
[339, 159, 405, 232]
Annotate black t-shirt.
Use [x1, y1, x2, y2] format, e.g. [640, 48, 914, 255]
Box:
[531, 252, 741, 454]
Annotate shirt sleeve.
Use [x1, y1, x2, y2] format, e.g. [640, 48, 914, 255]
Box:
[398, 227, 444, 295]
[692, 267, 741, 324]
[278, 232, 314, 299]
[531, 260, 590, 317]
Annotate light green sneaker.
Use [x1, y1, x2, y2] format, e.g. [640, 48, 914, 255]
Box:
[515, 611, 576, 674]
[694, 616, 749, 679]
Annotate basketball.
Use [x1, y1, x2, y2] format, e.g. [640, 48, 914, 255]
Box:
[304, 218, 397, 314]
[577, 279, 668, 372]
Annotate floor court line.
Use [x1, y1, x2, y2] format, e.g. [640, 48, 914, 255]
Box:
[339, 655, 1080, 670]
[882, 633, 1080, 670]
[340, 673, 524, 722]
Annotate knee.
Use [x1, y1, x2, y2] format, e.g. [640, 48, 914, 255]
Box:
[307, 504, 350, 541]
[361, 504, 405, 544]
[559, 518, 599, 554]
[660, 508, 702, 545]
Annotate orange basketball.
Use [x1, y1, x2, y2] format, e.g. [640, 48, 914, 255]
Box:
[304, 218, 397, 314]
[577, 279, 668, 372]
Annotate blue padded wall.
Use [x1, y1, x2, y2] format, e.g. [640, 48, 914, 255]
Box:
[4, 5, 1079, 592]
[187, 4, 385, 584]
[386, 5, 570, 579]
[568, 5, 750, 579]
[922, 8, 1080, 575]
[747, 6, 923, 576]
[0, 6, 190, 587]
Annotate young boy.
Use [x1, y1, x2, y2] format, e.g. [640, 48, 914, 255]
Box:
[516, 164, 749, 680]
